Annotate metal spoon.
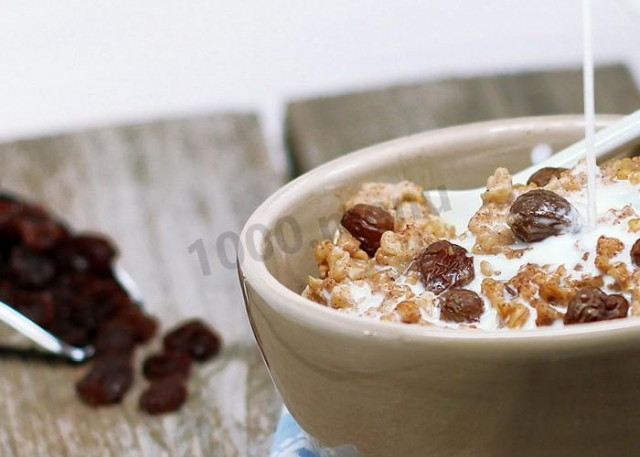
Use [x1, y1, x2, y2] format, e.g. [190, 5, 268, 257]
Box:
[425, 109, 640, 233]
[0, 264, 143, 363]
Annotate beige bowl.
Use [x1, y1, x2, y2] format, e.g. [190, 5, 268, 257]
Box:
[238, 115, 640, 457]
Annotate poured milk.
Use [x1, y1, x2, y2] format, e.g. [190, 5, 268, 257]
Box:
[583, 0, 598, 229]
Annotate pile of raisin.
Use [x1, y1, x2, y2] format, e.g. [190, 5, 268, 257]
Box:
[0, 193, 157, 352]
[0, 192, 222, 414]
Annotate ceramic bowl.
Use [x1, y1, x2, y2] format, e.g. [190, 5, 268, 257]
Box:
[238, 115, 640, 457]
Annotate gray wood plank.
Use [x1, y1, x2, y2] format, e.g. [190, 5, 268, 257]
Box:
[0, 114, 283, 457]
[286, 64, 640, 174]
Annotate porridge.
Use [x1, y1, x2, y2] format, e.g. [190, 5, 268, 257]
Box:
[302, 157, 640, 330]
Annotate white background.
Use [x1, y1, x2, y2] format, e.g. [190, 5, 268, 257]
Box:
[1, 0, 639, 162]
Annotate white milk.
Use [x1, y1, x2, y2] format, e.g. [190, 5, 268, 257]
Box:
[583, 0, 598, 229]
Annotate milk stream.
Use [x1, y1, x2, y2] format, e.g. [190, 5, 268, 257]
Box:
[583, 0, 598, 230]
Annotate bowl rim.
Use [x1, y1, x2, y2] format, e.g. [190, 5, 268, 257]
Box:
[239, 114, 640, 347]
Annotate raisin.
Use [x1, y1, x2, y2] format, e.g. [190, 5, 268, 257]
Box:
[414, 240, 474, 294]
[114, 308, 158, 343]
[341, 204, 394, 257]
[0, 280, 12, 302]
[526, 167, 569, 187]
[48, 320, 91, 347]
[67, 276, 129, 330]
[139, 377, 188, 415]
[0, 197, 23, 248]
[13, 205, 67, 251]
[8, 246, 56, 288]
[0, 195, 21, 227]
[439, 289, 484, 323]
[10, 290, 56, 327]
[76, 358, 134, 406]
[631, 239, 640, 268]
[94, 320, 137, 356]
[55, 234, 117, 274]
[507, 189, 580, 242]
[564, 287, 629, 325]
[143, 352, 192, 381]
[163, 320, 221, 362]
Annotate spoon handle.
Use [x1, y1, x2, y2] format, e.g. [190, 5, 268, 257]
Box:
[0, 300, 93, 362]
[512, 108, 640, 183]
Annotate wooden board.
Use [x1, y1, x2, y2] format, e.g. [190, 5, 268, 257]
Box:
[286, 64, 640, 174]
[0, 115, 283, 457]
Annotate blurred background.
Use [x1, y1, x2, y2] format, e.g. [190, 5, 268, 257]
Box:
[1, 0, 640, 171]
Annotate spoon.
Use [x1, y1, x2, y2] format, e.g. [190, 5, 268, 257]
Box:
[425, 109, 640, 233]
[0, 264, 143, 363]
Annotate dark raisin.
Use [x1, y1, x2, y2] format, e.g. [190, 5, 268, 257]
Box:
[341, 204, 394, 257]
[439, 289, 484, 323]
[8, 246, 56, 288]
[139, 377, 188, 415]
[68, 276, 129, 330]
[0, 280, 12, 301]
[114, 308, 158, 343]
[526, 167, 569, 187]
[55, 234, 117, 274]
[414, 240, 475, 294]
[0, 195, 22, 227]
[631, 239, 640, 268]
[48, 320, 91, 347]
[0, 197, 23, 249]
[163, 320, 221, 362]
[13, 205, 67, 251]
[564, 287, 629, 325]
[507, 189, 580, 242]
[143, 352, 192, 381]
[94, 320, 137, 356]
[76, 358, 134, 406]
[10, 290, 56, 327]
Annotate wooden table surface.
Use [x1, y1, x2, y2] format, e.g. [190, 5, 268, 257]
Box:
[0, 66, 638, 456]
[286, 64, 640, 174]
[0, 115, 284, 457]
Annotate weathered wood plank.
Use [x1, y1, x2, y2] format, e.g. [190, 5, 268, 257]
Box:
[286, 64, 640, 174]
[0, 114, 283, 457]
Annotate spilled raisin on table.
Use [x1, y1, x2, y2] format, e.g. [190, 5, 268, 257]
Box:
[143, 351, 193, 381]
[0, 192, 222, 415]
[139, 320, 221, 415]
[139, 376, 189, 415]
[76, 356, 134, 407]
